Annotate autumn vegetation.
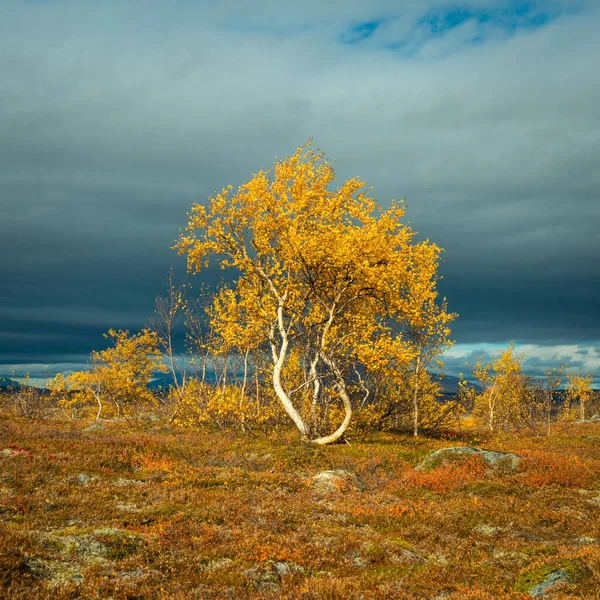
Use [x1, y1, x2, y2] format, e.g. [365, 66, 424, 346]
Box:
[1, 143, 599, 598]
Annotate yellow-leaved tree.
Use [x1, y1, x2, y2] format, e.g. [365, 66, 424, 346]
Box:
[404, 298, 456, 436]
[51, 329, 166, 419]
[176, 142, 453, 444]
[564, 373, 594, 422]
[535, 365, 565, 436]
[468, 343, 534, 432]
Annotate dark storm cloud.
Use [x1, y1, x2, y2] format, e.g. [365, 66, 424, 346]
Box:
[1, 0, 599, 376]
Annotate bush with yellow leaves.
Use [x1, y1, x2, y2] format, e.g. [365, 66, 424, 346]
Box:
[50, 329, 166, 419]
[169, 378, 287, 433]
[465, 343, 535, 432]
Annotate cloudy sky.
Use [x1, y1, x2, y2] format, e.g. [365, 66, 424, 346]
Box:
[1, 0, 599, 382]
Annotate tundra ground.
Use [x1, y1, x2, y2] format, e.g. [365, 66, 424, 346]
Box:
[2, 416, 600, 599]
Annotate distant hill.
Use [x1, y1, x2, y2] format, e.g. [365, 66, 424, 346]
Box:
[433, 374, 460, 394]
[0, 377, 23, 390]
[147, 372, 206, 391]
[432, 374, 483, 395]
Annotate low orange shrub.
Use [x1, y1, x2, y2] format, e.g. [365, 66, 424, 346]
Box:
[401, 455, 488, 493]
[519, 450, 596, 488]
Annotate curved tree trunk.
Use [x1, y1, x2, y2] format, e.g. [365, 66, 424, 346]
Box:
[311, 353, 353, 445]
[92, 389, 103, 420]
[310, 388, 352, 445]
[270, 317, 310, 438]
[267, 287, 351, 445]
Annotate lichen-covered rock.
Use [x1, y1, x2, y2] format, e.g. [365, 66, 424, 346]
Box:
[116, 568, 145, 579]
[474, 524, 501, 537]
[415, 447, 521, 472]
[115, 503, 139, 512]
[245, 559, 303, 590]
[309, 469, 354, 492]
[515, 561, 581, 598]
[113, 478, 147, 487]
[205, 557, 234, 572]
[43, 532, 108, 561]
[83, 423, 105, 432]
[76, 473, 98, 485]
[528, 568, 570, 598]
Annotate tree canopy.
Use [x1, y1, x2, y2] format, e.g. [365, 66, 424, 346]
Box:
[177, 142, 454, 444]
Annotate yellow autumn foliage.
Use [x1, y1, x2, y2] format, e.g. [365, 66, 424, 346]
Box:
[563, 372, 594, 422]
[468, 343, 534, 432]
[50, 329, 166, 419]
[176, 141, 454, 443]
[170, 378, 285, 432]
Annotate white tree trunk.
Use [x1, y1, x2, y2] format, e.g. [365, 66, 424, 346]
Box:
[413, 355, 421, 437]
[92, 389, 103, 420]
[262, 277, 352, 445]
[311, 353, 352, 445]
[239, 347, 250, 432]
[271, 338, 309, 437]
[270, 305, 310, 438]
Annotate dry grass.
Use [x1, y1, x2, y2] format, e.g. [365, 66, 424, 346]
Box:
[2, 414, 600, 599]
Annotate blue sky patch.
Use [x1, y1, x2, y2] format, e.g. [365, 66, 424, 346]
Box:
[423, 8, 475, 34]
[339, 1, 569, 54]
[419, 1, 562, 36]
[340, 19, 385, 44]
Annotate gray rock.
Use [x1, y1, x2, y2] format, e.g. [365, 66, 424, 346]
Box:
[93, 527, 127, 536]
[244, 563, 279, 592]
[117, 569, 145, 579]
[205, 558, 234, 572]
[44, 533, 108, 560]
[528, 568, 570, 598]
[274, 561, 291, 577]
[115, 503, 139, 512]
[113, 478, 146, 486]
[309, 469, 354, 492]
[474, 524, 501, 537]
[245, 560, 303, 590]
[576, 536, 596, 545]
[76, 473, 97, 485]
[415, 447, 522, 471]
[84, 423, 105, 432]
[351, 554, 370, 568]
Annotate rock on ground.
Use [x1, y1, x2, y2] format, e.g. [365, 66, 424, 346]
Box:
[83, 423, 105, 432]
[309, 470, 354, 492]
[528, 568, 570, 598]
[76, 473, 98, 485]
[244, 560, 304, 592]
[415, 446, 522, 471]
